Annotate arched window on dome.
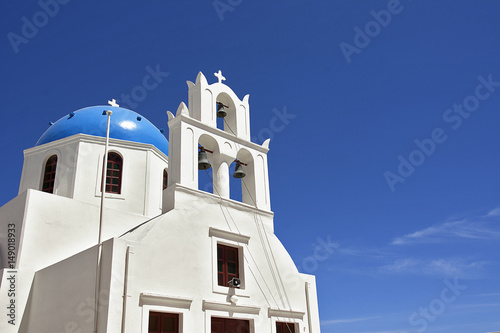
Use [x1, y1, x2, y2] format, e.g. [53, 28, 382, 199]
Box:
[163, 169, 168, 190]
[42, 155, 57, 193]
[106, 152, 122, 194]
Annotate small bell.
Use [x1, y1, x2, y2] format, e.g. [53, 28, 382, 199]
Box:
[216, 102, 227, 118]
[233, 162, 246, 178]
[198, 150, 211, 170]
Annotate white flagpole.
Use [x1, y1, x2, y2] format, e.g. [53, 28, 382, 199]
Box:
[94, 109, 112, 333]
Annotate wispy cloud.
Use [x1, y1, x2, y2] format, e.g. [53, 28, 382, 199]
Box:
[379, 257, 488, 278]
[450, 302, 500, 309]
[335, 246, 392, 259]
[474, 293, 500, 297]
[322, 311, 424, 333]
[392, 209, 500, 245]
[379, 258, 419, 273]
[485, 207, 500, 217]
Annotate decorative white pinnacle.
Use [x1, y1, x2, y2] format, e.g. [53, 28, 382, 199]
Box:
[108, 99, 119, 107]
[214, 70, 226, 83]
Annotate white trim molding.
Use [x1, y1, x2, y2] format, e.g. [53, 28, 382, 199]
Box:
[202, 300, 260, 315]
[209, 227, 250, 244]
[140, 293, 193, 309]
[268, 308, 305, 319]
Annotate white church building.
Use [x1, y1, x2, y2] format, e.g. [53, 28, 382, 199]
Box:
[0, 72, 321, 333]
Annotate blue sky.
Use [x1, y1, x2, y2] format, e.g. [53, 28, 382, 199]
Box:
[1, 1, 499, 332]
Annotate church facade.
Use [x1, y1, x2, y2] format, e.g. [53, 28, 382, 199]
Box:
[0, 72, 321, 332]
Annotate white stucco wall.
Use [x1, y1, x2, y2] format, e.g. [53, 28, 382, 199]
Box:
[18, 245, 99, 333]
[3, 184, 321, 333]
[8, 189, 152, 272]
[119, 185, 319, 332]
[20, 134, 168, 218]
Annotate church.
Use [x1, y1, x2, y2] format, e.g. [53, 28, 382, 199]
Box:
[0, 72, 321, 332]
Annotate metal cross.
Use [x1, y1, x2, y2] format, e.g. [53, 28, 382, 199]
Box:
[108, 99, 119, 107]
[214, 70, 226, 83]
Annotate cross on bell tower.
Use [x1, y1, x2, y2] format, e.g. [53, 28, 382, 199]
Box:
[165, 71, 271, 211]
[214, 70, 226, 83]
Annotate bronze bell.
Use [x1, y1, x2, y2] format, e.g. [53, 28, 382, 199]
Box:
[198, 151, 211, 170]
[233, 162, 246, 178]
[216, 102, 227, 118]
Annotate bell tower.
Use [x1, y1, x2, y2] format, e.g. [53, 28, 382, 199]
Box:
[165, 71, 271, 211]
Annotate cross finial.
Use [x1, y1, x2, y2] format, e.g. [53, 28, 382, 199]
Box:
[108, 98, 119, 107]
[214, 70, 226, 83]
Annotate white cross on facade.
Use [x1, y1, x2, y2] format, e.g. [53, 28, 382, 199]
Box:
[214, 70, 226, 83]
[108, 99, 119, 107]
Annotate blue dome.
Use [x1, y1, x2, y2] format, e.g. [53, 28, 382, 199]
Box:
[36, 106, 168, 155]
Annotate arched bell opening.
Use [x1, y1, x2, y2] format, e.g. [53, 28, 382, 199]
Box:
[197, 134, 219, 195]
[229, 149, 255, 205]
[228, 161, 243, 202]
[215, 92, 237, 134]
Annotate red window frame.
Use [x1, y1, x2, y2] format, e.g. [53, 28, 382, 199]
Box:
[148, 312, 179, 333]
[163, 169, 168, 190]
[217, 244, 239, 287]
[42, 155, 57, 193]
[276, 321, 296, 333]
[106, 152, 122, 194]
[211, 317, 249, 333]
